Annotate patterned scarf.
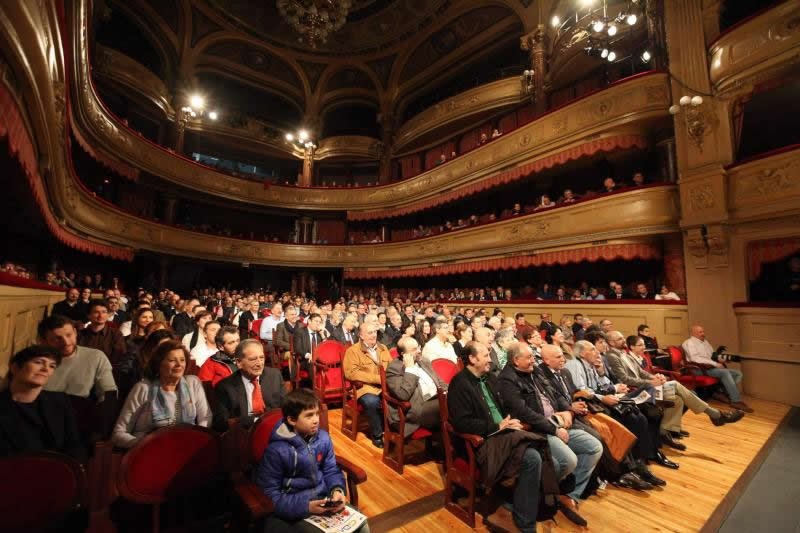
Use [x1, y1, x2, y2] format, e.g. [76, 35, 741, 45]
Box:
[150, 378, 196, 426]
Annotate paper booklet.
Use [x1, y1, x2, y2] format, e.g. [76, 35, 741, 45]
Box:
[631, 390, 651, 404]
[303, 505, 367, 533]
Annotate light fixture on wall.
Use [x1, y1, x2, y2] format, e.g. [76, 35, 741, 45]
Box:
[670, 94, 710, 151]
[276, 0, 352, 48]
[521, 69, 535, 95]
[285, 129, 317, 151]
[180, 93, 219, 121]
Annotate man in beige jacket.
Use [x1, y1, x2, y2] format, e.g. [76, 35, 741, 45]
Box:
[343, 322, 392, 448]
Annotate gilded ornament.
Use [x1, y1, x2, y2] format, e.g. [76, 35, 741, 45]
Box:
[688, 183, 714, 211]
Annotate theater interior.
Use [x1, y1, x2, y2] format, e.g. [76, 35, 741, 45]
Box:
[0, 0, 799, 532]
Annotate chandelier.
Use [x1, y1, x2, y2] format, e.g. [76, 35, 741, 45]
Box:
[276, 0, 352, 48]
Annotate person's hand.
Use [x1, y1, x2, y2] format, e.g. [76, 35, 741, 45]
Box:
[556, 427, 569, 443]
[309, 499, 331, 515]
[601, 395, 619, 406]
[571, 401, 588, 415]
[556, 411, 573, 428]
[656, 374, 667, 385]
[402, 353, 415, 369]
[305, 353, 312, 361]
[615, 383, 629, 394]
[498, 415, 523, 431]
[327, 491, 346, 513]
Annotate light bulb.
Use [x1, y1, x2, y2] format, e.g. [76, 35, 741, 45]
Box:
[679, 96, 692, 106]
[581, 0, 593, 6]
[593, 20, 605, 32]
[601, 48, 609, 58]
[607, 51, 616, 62]
[641, 50, 651, 62]
[627, 13, 637, 25]
[285, 133, 294, 141]
[607, 24, 617, 36]
[551, 15, 560, 27]
[189, 95, 205, 109]
[669, 104, 680, 115]
[691, 95, 703, 106]
[298, 130, 308, 141]
[208, 111, 218, 120]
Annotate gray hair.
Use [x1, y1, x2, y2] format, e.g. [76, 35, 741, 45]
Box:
[234, 338, 263, 360]
[573, 340, 594, 359]
[507, 341, 531, 362]
[495, 328, 515, 345]
[433, 320, 449, 333]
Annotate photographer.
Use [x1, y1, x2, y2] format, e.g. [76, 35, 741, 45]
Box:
[682, 325, 752, 413]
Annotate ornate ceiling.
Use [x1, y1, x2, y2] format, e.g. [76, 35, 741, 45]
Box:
[96, 0, 541, 137]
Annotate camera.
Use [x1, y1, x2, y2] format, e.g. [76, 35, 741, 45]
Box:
[711, 346, 742, 363]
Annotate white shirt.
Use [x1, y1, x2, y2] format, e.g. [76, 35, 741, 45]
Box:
[259, 315, 284, 341]
[190, 342, 217, 368]
[119, 320, 132, 337]
[421, 336, 458, 364]
[406, 365, 437, 401]
[682, 336, 720, 367]
[655, 292, 680, 300]
[242, 374, 256, 415]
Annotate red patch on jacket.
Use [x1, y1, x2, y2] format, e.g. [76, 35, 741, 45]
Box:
[317, 453, 323, 462]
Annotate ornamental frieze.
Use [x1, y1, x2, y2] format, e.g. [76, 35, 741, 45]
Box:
[728, 145, 800, 221]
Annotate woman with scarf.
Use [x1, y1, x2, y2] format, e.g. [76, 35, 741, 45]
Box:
[112, 339, 211, 448]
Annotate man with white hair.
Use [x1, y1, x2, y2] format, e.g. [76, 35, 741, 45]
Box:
[421, 320, 457, 364]
[682, 325, 751, 412]
[258, 302, 284, 344]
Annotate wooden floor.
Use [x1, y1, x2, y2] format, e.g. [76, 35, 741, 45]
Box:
[325, 397, 791, 533]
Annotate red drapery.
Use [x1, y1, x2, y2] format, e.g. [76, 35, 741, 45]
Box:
[425, 141, 456, 170]
[0, 85, 134, 262]
[498, 111, 517, 134]
[344, 242, 661, 279]
[516, 103, 539, 125]
[748, 237, 800, 280]
[70, 116, 139, 181]
[399, 154, 421, 179]
[459, 124, 492, 153]
[349, 134, 648, 221]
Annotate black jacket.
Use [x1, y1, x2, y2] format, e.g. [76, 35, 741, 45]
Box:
[0, 390, 86, 462]
[51, 300, 86, 322]
[447, 368, 508, 437]
[378, 324, 402, 349]
[171, 312, 194, 338]
[534, 364, 577, 409]
[211, 369, 286, 431]
[331, 325, 357, 345]
[497, 364, 558, 436]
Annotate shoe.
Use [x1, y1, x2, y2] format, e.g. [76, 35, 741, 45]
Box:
[668, 430, 684, 440]
[371, 436, 384, 449]
[615, 472, 653, 491]
[635, 465, 667, 486]
[712, 409, 745, 426]
[712, 390, 731, 403]
[731, 401, 754, 413]
[656, 399, 676, 408]
[558, 496, 588, 526]
[651, 451, 680, 469]
[660, 433, 687, 451]
[679, 430, 690, 437]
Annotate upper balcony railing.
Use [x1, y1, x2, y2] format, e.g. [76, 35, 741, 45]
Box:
[70, 0, 670, 213]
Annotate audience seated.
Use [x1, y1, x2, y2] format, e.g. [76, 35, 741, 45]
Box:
[52, 287, 87, 323]
[448, 341, 558, 532]
[211, 339, 285, 431]
[682, 325, 751, 412]
[292, 313, 327, 385]
[190, 320, 222, 369]
[182, 310, 213, 352]
[255, 389, 369, 532]
[112, 339, 211, 448]
[0, 345, 86, 462]
[197, 326, 240, 387]
[343, 323, 392, 448]
[421, 321, 457, 364]
[78, 298, 126, 367]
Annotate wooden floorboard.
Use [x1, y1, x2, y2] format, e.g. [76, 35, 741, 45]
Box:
[325, 396, 790, 532]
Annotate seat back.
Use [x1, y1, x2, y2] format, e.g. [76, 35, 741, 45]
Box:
[249, 409, 284, 465]
[432, 359, 458, 384]
[0, 452, 86, 532]
[314, 341, 345, 400]
[250, 319, 263, 338]
[667, 345, 685, 370]
[118, 425, 219, 504]
[316, 340, 344, 365]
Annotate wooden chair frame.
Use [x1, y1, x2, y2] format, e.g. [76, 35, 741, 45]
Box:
[378, 366, 432, 474]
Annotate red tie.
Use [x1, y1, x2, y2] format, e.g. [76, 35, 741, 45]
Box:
[251, 377, 265, 415]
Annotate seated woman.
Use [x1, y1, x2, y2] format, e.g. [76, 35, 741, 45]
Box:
[182, 310, 213, 352]
[112, 340, 212, 449]
[115, 327, 176, 401]
[452, 322, 473, 359]
[546, 327, 574, 360]
[0, 345, 86, 462]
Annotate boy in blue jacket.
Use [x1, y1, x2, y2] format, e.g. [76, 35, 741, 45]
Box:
[255, 388, 369, 532]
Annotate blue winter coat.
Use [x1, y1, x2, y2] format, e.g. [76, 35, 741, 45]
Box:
[255, 420, 347, 521]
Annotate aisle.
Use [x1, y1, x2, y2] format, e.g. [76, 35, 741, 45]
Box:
[324, 397, 791, 533]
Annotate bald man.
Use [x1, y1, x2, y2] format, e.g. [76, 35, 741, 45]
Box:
[682, 325, 750, 412]
[343, 322, 392, 448]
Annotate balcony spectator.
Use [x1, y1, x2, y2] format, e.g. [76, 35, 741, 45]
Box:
[491, 128, 502, 139]
[52, 287, 86, 323]
[534, 194, 556, 211]
[536, 283, 554, 300]
[480, 132, 488, 144]
[655, 285, 681, 300]
[634, 283, 651, 299]
[554, 287, 567, 300]
[570, 289, 584, 300]
[603, 177, 619, 193]
[561, 189, 577, 205]
[611, 284, 627, 299]
[631, 171, 646, 186]
[587, 287, 605, 300]
[511, 202, 523, 216]
[436, 153, 447, 165]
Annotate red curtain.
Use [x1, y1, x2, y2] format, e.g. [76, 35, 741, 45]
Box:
[516, 103, 539, 126]
[316, 220, 346, 244]
[748, 237, 800, 280]
[498, 112, 517, 134]
[344, 243, 661, 279]
[400, 154, 421, 179]
[348, 134, 648, 221]
[424, 141, 456, 170]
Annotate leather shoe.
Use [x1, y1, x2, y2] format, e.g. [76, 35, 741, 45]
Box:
[668, 430, 685, 440]
[679, 430, 690, 437]
[731, 401, 754, 413]
[615, 472, 653, 491]
[651, 451, 679, 469]
[660, 433, 687, 451]
[636, 465, 667, 486]
[712, 409, 745, 426]
[558, 496, 588, 526]
[372, 436, 384, 449]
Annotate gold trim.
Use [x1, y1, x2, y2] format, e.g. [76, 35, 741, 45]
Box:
[93, 45, 173, 118]
[315, 136, 382, 160]
[728, 147, 800, 222]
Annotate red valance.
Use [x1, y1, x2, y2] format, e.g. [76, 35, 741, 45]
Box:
[344, 242, 661, 280]
[70, 115, 139, 181]
[349, 134, 648, 221]
[748, 237, 800, 280]
[0, 85, 134, 262]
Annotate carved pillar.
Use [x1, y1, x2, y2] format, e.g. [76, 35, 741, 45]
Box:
[520, 26, 548, 113]
[300, 145, 314, 187]
[701, 0, 724, 46]
[162, 196, 178, 225]
[298, 272, 308, 295]
[657, 136, 678, 183]
[298, 216, 313, 244]
[665, 0, 739, 349]
[645, 0, 669, 70]
[663, 233, 687, 297]
[378, 113, 394, 184]
[169, 118, 187, 153]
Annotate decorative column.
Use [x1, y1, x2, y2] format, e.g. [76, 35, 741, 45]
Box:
[299, 145, 314, 187]
[520, 25, 548, 113]
[662, 233, 687, 297]
[665, 0, 738, 346]
[378, 112, 394, 184]
[645, 0, 668, 70]
[162, 196, 178, 225]
[298, 216, 314, 244]
[657, 136, 678, 183]
[168, 116, 187, 153]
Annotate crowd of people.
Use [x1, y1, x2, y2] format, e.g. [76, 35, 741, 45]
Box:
[0, 283, 751, 531]
[350, 172, 652, 243]
[1, 262, 122, 290]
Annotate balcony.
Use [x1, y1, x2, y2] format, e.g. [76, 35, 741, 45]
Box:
[727, 144, 800, 222]
[709, 1, 800, 94]
[69, 0, 671, 212]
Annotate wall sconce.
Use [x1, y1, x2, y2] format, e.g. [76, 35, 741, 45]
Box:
[670, 94, 710, 151]
[521, 69, 535, 96]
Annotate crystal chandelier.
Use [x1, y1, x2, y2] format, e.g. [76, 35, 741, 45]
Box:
[276, 0, 352, 48]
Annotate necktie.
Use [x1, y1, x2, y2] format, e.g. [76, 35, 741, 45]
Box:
[312, 331, 319, 350]
[251, 377, 265, 415]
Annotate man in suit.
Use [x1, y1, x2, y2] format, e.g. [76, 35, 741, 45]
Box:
[171, 298, 199, 338]
[292, 313, 327, 384]
[386, 337, 447, 436]
[107, 295, 129, 326]
[212, 339, 285, 431]
[343, 323, 392, 448]
[273, 305, 299, 371]
[238, 300, 261, 340]
[52, 287, 85, 323]
[538, 313, 557, 337]
[379, 313, 403, 349]
[332, 313, 358, 345]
